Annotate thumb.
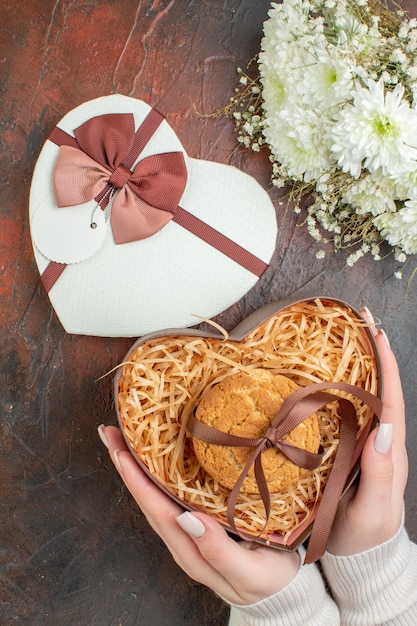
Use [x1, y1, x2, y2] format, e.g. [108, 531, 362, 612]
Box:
[175, 511, 242, 571]
[175, 511, 300, 603]
[174, 511, 253, 603]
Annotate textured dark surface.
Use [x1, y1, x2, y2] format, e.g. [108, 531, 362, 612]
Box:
[1, 1, 417, 625]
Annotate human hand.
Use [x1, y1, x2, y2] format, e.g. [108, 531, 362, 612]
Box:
[98, 425, 301, 605]
[326, 308, 408, 556]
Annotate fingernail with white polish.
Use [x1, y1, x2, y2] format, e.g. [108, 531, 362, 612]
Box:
[176, 511, 206, 538]
[362, 306, 375, 325]
[113, 449, 124, 475]
[374, 423, 393, 454]
[98, 424, 109, 449]
[378, 328, 391, 348]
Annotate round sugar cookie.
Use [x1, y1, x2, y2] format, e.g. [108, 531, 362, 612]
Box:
[192, 369, 320, 493]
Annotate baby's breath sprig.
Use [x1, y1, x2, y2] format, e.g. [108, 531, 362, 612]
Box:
[226, 63, 265, 152]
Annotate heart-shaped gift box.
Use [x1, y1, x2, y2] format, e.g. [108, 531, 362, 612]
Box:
[114, 297, 383, 562]
[29, 94, 277, 337]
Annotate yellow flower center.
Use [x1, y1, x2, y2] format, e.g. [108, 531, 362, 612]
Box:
[327, 68, 337, 85]
[372, 115, 398, 138]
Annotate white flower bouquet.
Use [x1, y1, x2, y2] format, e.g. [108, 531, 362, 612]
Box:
[230, 0, 417, 269]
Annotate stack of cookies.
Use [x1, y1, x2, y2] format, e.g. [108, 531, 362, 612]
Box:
[193, 369, 321, 493]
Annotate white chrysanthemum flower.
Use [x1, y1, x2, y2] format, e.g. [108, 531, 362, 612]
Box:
[330, 78, 417, 178]
[260, 32, 316, 112]
[260, 43, 307, 113]
[342, 170, 397, 216]
[389, 167, 417, 201]
[298, 46, 355, 109]
[263, 106, 336, 181]
[263, 0, 311, 45]
[236, 0, 417, 265]
[374, 198, 417, 254]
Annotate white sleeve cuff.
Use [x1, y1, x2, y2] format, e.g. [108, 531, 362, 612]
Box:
[227, 554, 339, 626]
[321, 523, 417, 624]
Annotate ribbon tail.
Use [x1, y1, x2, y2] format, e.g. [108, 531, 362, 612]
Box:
[304, 397, 358, 564]
[254, 454, 271, 532]
[226, 440, 267, 533]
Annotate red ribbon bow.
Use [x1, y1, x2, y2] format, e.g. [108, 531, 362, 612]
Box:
[53, 113, 187, 243]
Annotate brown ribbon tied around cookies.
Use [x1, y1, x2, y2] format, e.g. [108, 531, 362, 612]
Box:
[53, 112, 187, 244]
[188, 381, 383, 564]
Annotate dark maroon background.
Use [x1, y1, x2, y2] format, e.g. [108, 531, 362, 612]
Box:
[1, 1, 416, 624]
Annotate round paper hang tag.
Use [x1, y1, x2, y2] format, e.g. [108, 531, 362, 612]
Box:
[31, 200, 108, 264]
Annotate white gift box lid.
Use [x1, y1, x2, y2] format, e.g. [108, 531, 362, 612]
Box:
[29, 94, 277, 337]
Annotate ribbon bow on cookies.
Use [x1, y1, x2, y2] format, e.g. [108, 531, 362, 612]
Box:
[188, 380, 383, 563]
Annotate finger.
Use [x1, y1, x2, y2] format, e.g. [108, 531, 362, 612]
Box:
[350, 326, 407, 534]
[358, 326, 407, 486]
[99, 426, 196, 540]
[98, 426, 241, 596]
[103, 429, 184, 525]
[374, 332, 409, 504]
[361, 305, 378, 337]
[99, 424, 128, 452]
[361, 308, 405, 435]
[360, 308, 406, 443]
[176, 511, 300, 603]
[98, 426, 300, 603]
[374, 331, 406, 442]
[357, 425, 394, 504]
